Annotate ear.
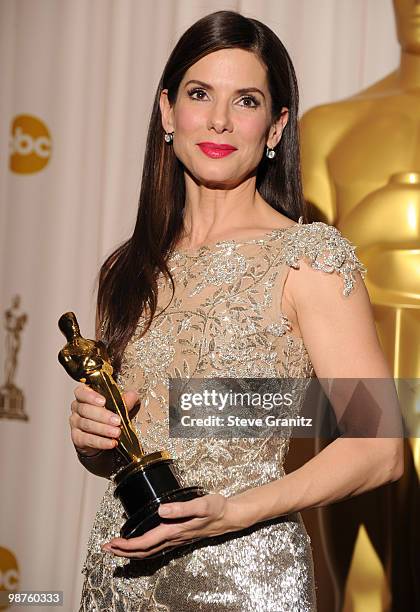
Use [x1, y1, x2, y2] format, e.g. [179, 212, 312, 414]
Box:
[159, 89, 175, 133]
[266, 107, 289, 149]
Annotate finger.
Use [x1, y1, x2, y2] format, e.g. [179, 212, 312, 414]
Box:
[158, 496, 210, 520]
[72, 430, 118, 451]
[75, 415, 121, 439]
[74, 384, 106, 406]
[105, 540, 176, 559]
[106, 518, 191, 552]
[138, 537, 202, 558]
[74, 387, 137, 421]
[123, 390, 141, 413]
[76, 402, 121, 427]
[103, 534, 201, 559]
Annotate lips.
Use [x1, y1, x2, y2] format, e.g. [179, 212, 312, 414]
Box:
[197, 142, 237, 159]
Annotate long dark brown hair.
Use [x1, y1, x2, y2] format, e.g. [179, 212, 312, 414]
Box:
[97, 10, 306, 374]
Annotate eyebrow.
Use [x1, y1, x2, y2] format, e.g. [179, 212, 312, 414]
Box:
[184, 79, 266, 99]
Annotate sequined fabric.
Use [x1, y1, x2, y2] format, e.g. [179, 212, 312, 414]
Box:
[79, 220, 366, 611]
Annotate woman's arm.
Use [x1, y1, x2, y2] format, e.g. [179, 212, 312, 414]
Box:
[230, 436, 402, 528]
[230, 261, 403, 527]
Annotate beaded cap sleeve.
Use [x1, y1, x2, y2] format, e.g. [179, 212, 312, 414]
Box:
[79, 219, 365, 612]
[280, 219, 367, 296]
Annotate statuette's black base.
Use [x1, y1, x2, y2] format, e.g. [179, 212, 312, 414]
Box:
[113, 454, 207, 542]
[121, 486, 206, 539]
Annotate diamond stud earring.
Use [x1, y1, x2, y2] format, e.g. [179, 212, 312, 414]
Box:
[266, 146, 276, 159]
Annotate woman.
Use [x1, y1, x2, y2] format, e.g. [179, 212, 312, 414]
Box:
[70, 10, 403, 611]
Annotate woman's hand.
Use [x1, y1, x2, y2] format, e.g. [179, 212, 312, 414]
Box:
[70, 384, 140, 457]
[101, 493, 252, 559]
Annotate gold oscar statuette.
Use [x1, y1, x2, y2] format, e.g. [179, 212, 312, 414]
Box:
[58, 312, 206, 546]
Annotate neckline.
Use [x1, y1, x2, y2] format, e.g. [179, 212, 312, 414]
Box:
[171, 223, 300, 256]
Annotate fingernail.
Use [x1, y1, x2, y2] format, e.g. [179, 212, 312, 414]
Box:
[111, 416, 120, 425]
[159, 505, 171, 516]
[95, 397, 105, 405]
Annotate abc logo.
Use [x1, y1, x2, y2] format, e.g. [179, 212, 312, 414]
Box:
[9, 114, 52, 174]
[0, 547, 19, 610]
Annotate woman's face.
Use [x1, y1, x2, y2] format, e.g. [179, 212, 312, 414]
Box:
[160, 48, 288, 188]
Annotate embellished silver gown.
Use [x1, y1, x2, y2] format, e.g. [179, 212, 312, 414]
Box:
[79, 219, 366, 611]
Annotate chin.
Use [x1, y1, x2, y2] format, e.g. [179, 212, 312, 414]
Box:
[191, 165, 240, 187]
[198, 177, 240, 189]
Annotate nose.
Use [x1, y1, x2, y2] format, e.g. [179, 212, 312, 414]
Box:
[207, 99, 233, 133]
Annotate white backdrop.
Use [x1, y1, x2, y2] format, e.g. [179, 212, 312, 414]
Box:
[0, 1, 399, 610]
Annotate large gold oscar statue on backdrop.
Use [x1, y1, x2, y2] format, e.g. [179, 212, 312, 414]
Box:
[299, 1, 420, 610]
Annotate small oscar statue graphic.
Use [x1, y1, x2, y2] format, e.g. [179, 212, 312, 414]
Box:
[58, 312, 206, 543]
[0, 296, 28, 420]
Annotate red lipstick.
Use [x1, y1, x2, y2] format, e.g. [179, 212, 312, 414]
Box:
[197, 142, 237, 159]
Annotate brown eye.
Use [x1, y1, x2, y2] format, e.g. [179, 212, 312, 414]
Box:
[187, 88, 208, 100]
[238, 95, 260, 108]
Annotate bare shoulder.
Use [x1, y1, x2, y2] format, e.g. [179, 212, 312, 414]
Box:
[279, 222, 389, 377]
